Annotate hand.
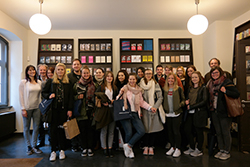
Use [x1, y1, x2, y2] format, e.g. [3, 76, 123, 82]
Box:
[22, 110, 27, 118]
[220, 86, 226, 93]
[67, 111, 72, 118]
[185, 99, 190, 105]
[78, 94, 84, 99]
[187, 105, 190, 110]
[151, 107, 157, 113]
[49, 93, 55, 99]
[103, 102, 109, 106]
[110, 100, 114, 104]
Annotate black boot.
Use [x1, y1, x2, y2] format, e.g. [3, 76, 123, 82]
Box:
[108, 149, 114, 158]
[104, 149, 109, 157]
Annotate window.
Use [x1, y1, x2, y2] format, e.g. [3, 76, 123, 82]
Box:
[0, 36, 8, 108]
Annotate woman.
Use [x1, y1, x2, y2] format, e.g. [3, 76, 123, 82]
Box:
[96, 71, 118, 158]
[118, 73, 156, 158]
[163, 73, 185, 158]
[19, 65, 42, 155]
[184, 65, 197, 96]
[183, 71, 208, 157]
[47, 67, 55, 79]
[139, 69, 164, 155]
[114, 70, 129, 92]
[207, 67, 240, 160]
[176, 66, 186, 87]
[136, 67, 145, 84]
[42, 63, 73, 161]
[93, 68, 105, 89]
[73, 65, 96, 157]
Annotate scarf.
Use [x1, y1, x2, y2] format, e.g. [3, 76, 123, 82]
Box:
[123, 84, 142, 112]
[207, 75, 226, 111]
[139, 78, 155, 106]
[79, 76, 95, 102]
[94, 76, 104, 86]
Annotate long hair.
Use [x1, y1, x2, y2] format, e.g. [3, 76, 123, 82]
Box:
[104, 71, 117, 91]
[114, 70, 129, 86]
[52, 63, 69, 84]
[190, 71, 204, 88]
[25, 65, 38, 83]
[209, 66, 224, 80]
[143, 69, 157, 85]
[163, 73, 178, 91]
[176, 66, 186, 78]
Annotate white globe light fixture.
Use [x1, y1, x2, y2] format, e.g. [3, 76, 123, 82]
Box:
[187, 0, 208, 35]
[29, 0, 52, 35]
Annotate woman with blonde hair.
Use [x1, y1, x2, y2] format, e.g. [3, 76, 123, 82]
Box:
[176, 66, 186, 86]
[163, 73, 185, 158]
[42, 63, 73, 161]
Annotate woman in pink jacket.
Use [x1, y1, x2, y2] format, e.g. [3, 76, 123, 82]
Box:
[118, 73, 156, 158]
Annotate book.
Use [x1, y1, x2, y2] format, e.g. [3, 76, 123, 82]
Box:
[46, 44, 51, 51]
[161, 44, 166, 50]
[106, 43, 111, 51]
[40, 56, 45, 63]
[91, 44, 95, 51]
[81, 56, 86, 63]
[56, 44, 61, 51]
[144, 40, 153, 50]
[51, 44, 56, 51]
[80, 44, 85, 51]
[247, 92, 250, 100]
[185, 55, 190, 62]
[171, 43, 175, 50]
[166, 44, 171, 50]
[121, 68, 126, 71]
[131, 43, 136, 50]
[61, 44, 67, 51]
[50, 56, 55, 63]
[137, 43, 142, 50]
[160, 56, 165, 63]
[147, 55, 153, 62]
[137, 55, 142, 62]
[131, 55, 137, 62]
[89, 68, 92, 75]
[101, 56, 105, 63]
[88, 56, 93, 63]
[56, 56, 60, 63]
[126, 68, 131, 74]
[41, 44, 46, 51]
[246, 76, 250, 85]
[85, 43, 90, 51]
[61, 56, 66, 63]
[246, 46, 250, 53]
[101, 44, 106, 51]
[126, 55, 131, 63]
[173, 68, 177, 74]
[93, 68, 97, 75]
[106, 67, 111, 71]
[107, 56, 112, 63]
[121, 55, 126, 63]
[45, 57, 50, 63]
[66, 68, 71, 74]
[95, 56, 101, 63]
[132, 67, 137, 73]
[175, 56, 180, 62]
[185, 43, 190, 50]
[165, 56, 170, 62]
[142, 55, 148, 62]
[171, 56, 175, 62]
[246, 60, 250, 70]
[67, 56, 72, 64]
[68, 44, 73, 51]
[96, 44, 100, 51]
[122, 41, 130, 50]
[180, 44, 185, 50]
[180, 55, 185, 62]
[176, 44, 180, 50]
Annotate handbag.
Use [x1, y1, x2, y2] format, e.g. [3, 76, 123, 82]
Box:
[224, 94, 244, 117]
[63, 118, 80, 139]
[113, 94, 132, 121]
[39, 98, 53, 115]
[73, 99, 82, 117]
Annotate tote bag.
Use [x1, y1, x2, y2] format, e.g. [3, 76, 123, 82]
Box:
[113, 97, 132, 121]
[63, 118, 80, 139]
[224, 94, 244, 117]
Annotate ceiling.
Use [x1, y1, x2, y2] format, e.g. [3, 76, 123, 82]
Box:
[0, 0, 250, 31]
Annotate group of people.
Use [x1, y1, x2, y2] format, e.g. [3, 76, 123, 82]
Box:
[19, 57, 239, 161]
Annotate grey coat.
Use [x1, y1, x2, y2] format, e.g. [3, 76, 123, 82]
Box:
[141, 83, 164, 133]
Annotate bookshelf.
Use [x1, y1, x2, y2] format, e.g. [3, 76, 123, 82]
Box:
[78, 39, 112, 75]
[232, 20, 250, 152]
[159, 38, 193, 72]
[120, 38, 154, 74]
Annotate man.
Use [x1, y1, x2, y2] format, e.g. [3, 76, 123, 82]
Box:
[154, 65, 165, 82]
[204, 58, 233, 84]
[67, 59, 82, 152]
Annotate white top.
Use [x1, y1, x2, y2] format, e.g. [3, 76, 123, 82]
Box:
[19, 79, 42, 110]
[105, 87, 113, 107]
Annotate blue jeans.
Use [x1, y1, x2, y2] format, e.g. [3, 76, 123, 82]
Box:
[120, 112, 145, 147]
[23, 108, 41, 147]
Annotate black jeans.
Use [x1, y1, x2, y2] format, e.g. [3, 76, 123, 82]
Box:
[144, 133, 156, 147]
[166, 114, 182, 149]
[184, 114, 204, 151]
[78, 119, 95, 149]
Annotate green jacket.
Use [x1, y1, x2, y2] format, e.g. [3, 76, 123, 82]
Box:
[163, 87, 185, 115]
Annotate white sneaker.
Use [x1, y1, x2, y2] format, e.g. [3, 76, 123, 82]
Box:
[128, 149, 135, 158]
[190, 148, 203, 157]
[173, 148, 181, 158]
[214, 151, 223, 159]
[183, 147, 194, 155]
[59, 150, 65, 160]
[166, 147, 175, 156]
[123, 143, 131, 157]
[165, 143, 171, 149]
[49, 151, 56, 161]
[219, 153, 231, 160]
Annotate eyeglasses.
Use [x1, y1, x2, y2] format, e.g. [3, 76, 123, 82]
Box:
[145, 73, 152, 75]
[211, 71, 219, 75]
